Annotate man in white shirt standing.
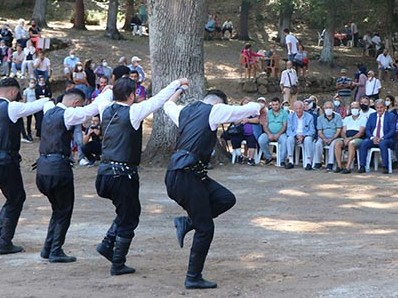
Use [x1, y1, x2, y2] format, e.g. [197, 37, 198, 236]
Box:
[0, 78, 49, 255]
[283, 28, 299, 62]
[280, 60, 298, 106]
[376, 48, 394, 81]
[365, 70, 382, 100]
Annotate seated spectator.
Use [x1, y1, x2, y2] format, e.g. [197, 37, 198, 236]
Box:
[205, 14, 216, 33]
[55, 80, 75, 104]
[28, 19, 41, 50]
[258, 97, 288, 166]
[253, 97, 267, 140]
[358, 99, 397, 174]
[376, 48, 394, 81]
[359, 96, 376, 120]
[129, 70, 146, 102]
[313, 101, 343, 171]
[63, 50, 80, 80]
[241, 43, 264, 80]
[33, 50, 51, 81]
[365, 70, 381, 100]
[286, 100, 315, 170]
[91, 75, 108, 101]
[385, 95, 395, 112]
[282, 100, 292, 114]
[73, 61, 89, 98]
[112, 56, 130, 83]
[128, 56, 146, 82]
[130, 13, 143, 36]
[332, 94, 347, 118]
[11, 44, 25, 78]
[21, 39, 36, 79]
[94, 58, 112, 84]
[84, 59, 96, 101]
[336, 68, 353, 111]
[335, 101, 366, 174]
[293, 44, 309, 77]
[221, 18, 233, 39]
[0, 39, 12, 76]
[0, 23, 13, 48]
[82, 115, 102, 167]
[230, 97, 260, 166]
[304, 96, 321, 140]
[14, 19, 29, 48]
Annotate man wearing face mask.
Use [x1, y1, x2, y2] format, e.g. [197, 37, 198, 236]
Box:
[359, 96, 376, 120]
[63, 50, 80, 80]
[313, 101, 343, 171]
[0, 78, 50, 254]
[358, 99, 397, 174]
[334, 101, 366, 174]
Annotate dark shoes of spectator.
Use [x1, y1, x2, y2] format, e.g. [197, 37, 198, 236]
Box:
[341, 168, 351, 174]
[285, 162, 294, 169]
[87, 160, 96, 168]
[265, 158, 273, 165]
[358, 167, 366, 173]
[247, 158, 255, 166]
[382, 167, 389, 174]
[237, 155, 244, 164]
[313, 163, 322, 169]
[27, 135, 33, 142]
[326, 164, 333, 172]
[305, 163, 312, 171]
[334, 167, 342, 173]
[280, 162, 286, 168]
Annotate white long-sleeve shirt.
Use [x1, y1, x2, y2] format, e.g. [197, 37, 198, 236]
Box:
[164, 101, 261, 131]
[1, 96, 50, 123]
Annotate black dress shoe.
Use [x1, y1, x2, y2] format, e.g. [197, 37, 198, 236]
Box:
[358, 167, 366, 173]
[341, 168, 351, 174]
[0, 243, 24, 255]
[334, 167, 342, 173]
[382, 167, 389, 174]
[185, 276, 217, 289]
[305, 163, 312, 171]
[285, 162, 294, 169]
[280, 162, 286, 168]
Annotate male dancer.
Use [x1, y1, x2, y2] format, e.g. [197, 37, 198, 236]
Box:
[95, 77, 188, 275]
[36, 88, 111, 262]
[164, 89, 264, 289]
[0, 77, 49, 254]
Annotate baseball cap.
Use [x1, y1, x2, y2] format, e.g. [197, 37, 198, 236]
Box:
[257, 97, 266, 102]
[131, 56, 141, 62]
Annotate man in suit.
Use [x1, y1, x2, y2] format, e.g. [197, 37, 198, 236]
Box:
[359, 99, 397, 174]
[285, 100, 316, 170]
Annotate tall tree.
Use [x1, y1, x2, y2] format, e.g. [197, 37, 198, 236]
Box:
[319, 0, 338, 65]
[239, 0, 251, 40]
[143, 0, 207, 164]
[277, 0, 294, 46]
[73, 0, 87, 30]
[105, 0, 121, 39]
[32, 0, 47, 28]
[122, 0, 136, 31]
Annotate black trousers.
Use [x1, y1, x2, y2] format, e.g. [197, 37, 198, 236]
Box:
[34, 111, 43, 137]
[81, 141, 102, 162]
[36, 174, 75, 247]
[26, 115, 33, 136]
[165, 169, 236, 257]
[0, 162, 26, 245]
[96, 174, 140, 239]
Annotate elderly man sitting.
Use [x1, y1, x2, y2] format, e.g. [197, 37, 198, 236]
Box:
[313, 101, 343, 171]
[358, 99, 397, 174]
[286, 100, 315, 170]
[258, 96, 288, 166]
[334, 101, 366, 174]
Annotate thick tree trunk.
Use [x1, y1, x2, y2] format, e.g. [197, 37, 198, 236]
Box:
[143, 0, 206, 165]
[319, 0, 336, 66]
[122, 0, 136, 31]
[385, 0, 395, 53]
[32, 0, 47, 28]
[278, 1, 294, 45]
[238, 0, 251, 41]
[73, 0, 87, 30]
[105, 0, 121, 40]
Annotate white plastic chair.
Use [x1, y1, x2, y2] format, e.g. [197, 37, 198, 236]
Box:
[317, 32, 324, 46]
[365, 148, 393, 173]
[269, 141, 281, 167]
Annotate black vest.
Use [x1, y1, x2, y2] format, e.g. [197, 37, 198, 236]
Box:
[101, 103, 142, 165]
[0, 98, 22, 163]
[168, 101, 216, 170]
[39, 106, 73, 156]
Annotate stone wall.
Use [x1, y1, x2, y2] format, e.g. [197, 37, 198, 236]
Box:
[241, 74, 337, 97]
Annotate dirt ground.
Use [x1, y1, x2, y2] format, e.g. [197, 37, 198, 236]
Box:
[2, 21, 398, 298]
[2, 141, 398, 298]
